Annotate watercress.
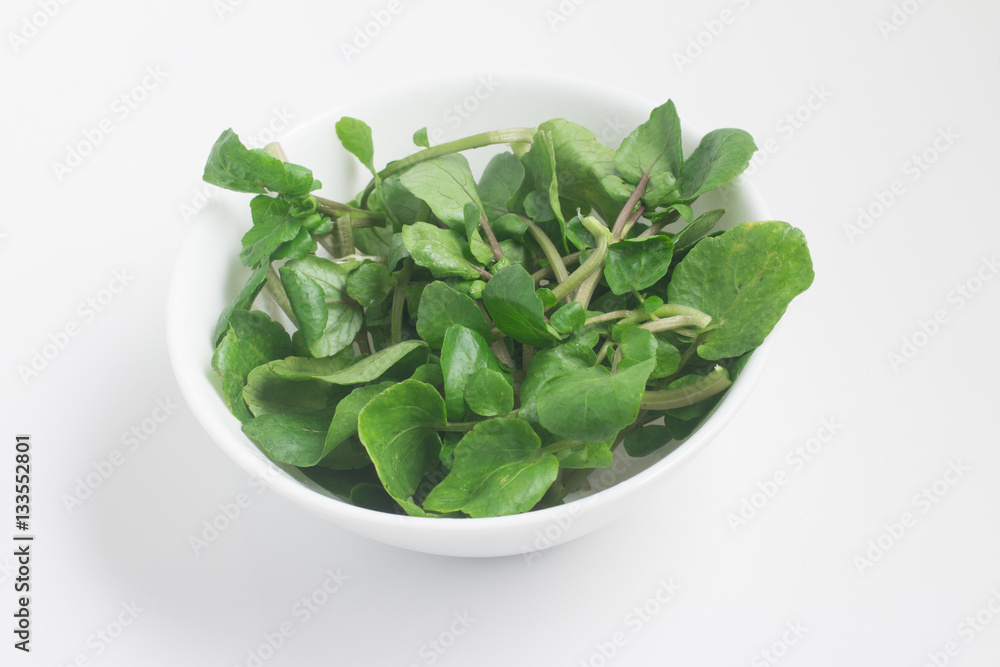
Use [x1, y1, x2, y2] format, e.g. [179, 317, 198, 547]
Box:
[203, 99, 814, 518]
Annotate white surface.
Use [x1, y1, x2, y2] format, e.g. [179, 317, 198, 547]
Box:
[3, 0, 999, 664]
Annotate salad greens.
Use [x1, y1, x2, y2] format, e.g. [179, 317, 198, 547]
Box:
[204, 99, 814, 518]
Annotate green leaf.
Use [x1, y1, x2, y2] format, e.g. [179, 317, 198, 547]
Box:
[335, 117, 376, 176]
[242, 413, 329, 466]
[422, 418, 559, 518]
[412, 127, 430, 148]
[557, 441, 613, 469]
[549, 301, 586, 334]
[399, 154, 484, 231]
[357, 379, 446, 511]
[615, 100, 683, 206]
[464, 369, 514, 417]
[537, 119, 623, 223]
[346, 260, 393, 307]
[278, 266, 327, 341]
[672, 208, 725, 251]
[203, 129, 318, 196]
[409, 363, 444, 387]
[651, 336, 682, 379]
[604, 235, 674, 295]
[618, 327, 657, 371]
[478, 152, 524, 219]
[272, 225, 318, 262]
[369, 174, 423, 229]
[281, 255, 363, 358]
[240, 196, 305, 268]
[521, 130, 566, 236]
[415, 281, 493, 348]
[321, 381, 395, 469]
[565, 214, 596, 251]
[401, 221, 483, 280]
[667, 221, 814, 360]
[623, 425, 682, 458]
[481, 264, 562, 347]
[211, 310, 294, 423]
[537, 358, 655, 442]
[213, 264, 268, 345]
[518, 342, 597, 424]
[243, 363, 344, 417]
[441, 324, 503, 420]
[679, 129, 757, 200]
[270, 340, 427, 384]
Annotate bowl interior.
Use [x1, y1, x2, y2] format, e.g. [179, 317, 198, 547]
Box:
[167, 73, 771, 557]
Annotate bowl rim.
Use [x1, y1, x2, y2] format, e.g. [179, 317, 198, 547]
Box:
[167, 71, 773, 544]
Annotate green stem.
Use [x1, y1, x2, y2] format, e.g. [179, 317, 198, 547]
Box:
[573, 270, 602, 309]
[264, 264, 298, 328]
[611, 170, 651, 241]
[550, 217, 611, 303]
[314, 196, 386, 221]
[540, 439, 587, 455]
[532, 251, 581, 283]
[594, 339, 614, 365]
[360, 128, 537, 206]
[583, 310, 632, 327]
[639, 315, 705, 334]
[329, 214, 355, 259]
[390, 259, 413, 345]
[527, 220, 569, 285]
[637, 209, 680, 238]
[480, 212, 504, 263]
[640, 365, 731, 410]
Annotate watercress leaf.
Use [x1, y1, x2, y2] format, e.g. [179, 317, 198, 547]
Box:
[523, 190, 555, 222]
[604, 235, 674, 295]
[353, 223, 394, 256]
[401, 221, 483, 280]
[422, 418, 558, 518]
[679, 129, 757, 200]
[299, 466, 382, 504]
[346, 260, 393, 307]
[643, 296, 664, 314]
[335, 117, 377, 176]
[203, 129, 318, 196]
[412, 127, 430, 148]
[521, 130, 567, 233]
[464, 368, 514, 417]
[441, 324, 503, 420]
[535, 287, 557, 310]
[415, 281, 492, 348]
[565, 214, 595, 251]
[672, 208, 725, 251]
[282, 255, 363, 357]
[619, 327, 657, 370]
[211, 310, 294, 423]
[271, 340, 428, 384]
[399, 154, 484, 231]
[240, 196, 304, 268]
[278, 266, 328, 341]
[495, 239, 527, 271]
[369, 174, 423, 229]
[387, 232, 409, 271]
[481, 264, 562, 347]
[615, 100, 683, 206]
[272, 225, 317, 262]
[463, 202, 483, 244]
[241, 413, 329, 466]
[557, 440, 613, 469]
[651, 336, 682, 379]
[213, 264, 268, 345]
[492, 213, 529, 242]
[357, 379, 446, 510]
[667, 221, 814, 360]
[549, 301, 585, 334]
[623, 425, 682, 458]
[243, 363, 345, 418]
[478, 152, 524, 218]
[518, 342, 597, 424]
[322, 381, 395, 468]
[409, 363, 444, 387]
[538, 119, 622, 223]
[537, 358, 656, 442]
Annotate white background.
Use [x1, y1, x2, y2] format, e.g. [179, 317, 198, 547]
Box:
[4, 0, 1000, 665]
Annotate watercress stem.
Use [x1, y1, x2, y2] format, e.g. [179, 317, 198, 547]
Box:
[314, 195, 386, 221]
[330, 214, 355, 258]
[611, 170, 651, 241]
[532, 251, 581, 284]
[480, 212, 504, 263]
[360, 127, 537, 206]
[550, 217, 610, 303]
[390, 259, 413, 345]
[527, 220, 569, 285]
[640, 365, 731, 410]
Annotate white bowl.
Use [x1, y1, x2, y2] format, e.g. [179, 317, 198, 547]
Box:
[166, 72, 772, 558]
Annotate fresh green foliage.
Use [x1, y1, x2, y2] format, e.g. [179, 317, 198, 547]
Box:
[205, 100, 813, 518]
